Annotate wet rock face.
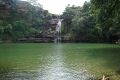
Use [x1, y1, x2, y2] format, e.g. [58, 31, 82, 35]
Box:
[42, 19, 58, 38]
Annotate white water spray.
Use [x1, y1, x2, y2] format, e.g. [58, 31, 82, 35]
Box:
[55, 18, 62, 43]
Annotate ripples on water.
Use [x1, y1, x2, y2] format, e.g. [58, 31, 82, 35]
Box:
[0, 43, 120, 80]
[0, 44, 95, 80]
[0, 67, 94, 80]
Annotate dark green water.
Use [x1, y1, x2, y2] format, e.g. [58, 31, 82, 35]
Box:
[0, 43, 120, 80]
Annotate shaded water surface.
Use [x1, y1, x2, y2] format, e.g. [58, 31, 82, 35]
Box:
[0, 43, 120, 80]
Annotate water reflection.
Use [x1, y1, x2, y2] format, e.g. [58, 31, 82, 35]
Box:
[0, 43, 119, 80]
[37, 44, 93, 80]
[0, 44, 94, 80]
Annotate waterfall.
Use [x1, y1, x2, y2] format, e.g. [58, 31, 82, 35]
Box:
[55, 18, 62, 43]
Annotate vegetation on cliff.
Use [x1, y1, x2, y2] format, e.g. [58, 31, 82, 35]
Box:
[62, 0, 120, 43]
[0, 0, 56, 42]
[0, 0, 120, 43]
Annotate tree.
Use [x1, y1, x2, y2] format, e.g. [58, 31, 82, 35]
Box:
[62, 0, 120, 42]
[91, 0, 120, 42]
[62, 2, 96, 42]
[0, 0, 52, 42]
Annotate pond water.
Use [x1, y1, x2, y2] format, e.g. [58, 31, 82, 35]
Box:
[0, 43, 120, 80]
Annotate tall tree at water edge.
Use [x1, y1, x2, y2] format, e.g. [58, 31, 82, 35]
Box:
[62, 2, 96, 42]
[91, 0, 120, 42]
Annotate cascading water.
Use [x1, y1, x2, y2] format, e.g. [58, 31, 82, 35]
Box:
[55, 18, 62, 43]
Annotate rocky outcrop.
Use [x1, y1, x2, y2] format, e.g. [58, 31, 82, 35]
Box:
[0, 1, 11, 20]
[16, 1, 30, 13]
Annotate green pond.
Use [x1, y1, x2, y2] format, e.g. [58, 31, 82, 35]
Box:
[0, 43, 120, 80]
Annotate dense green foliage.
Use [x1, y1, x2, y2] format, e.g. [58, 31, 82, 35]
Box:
[0, 0, 53, 41]
[91, 0, 120, 42]
[62, 2, 96, 42]
[0, 0, 120, 43]
[62, 1, 120, 42]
